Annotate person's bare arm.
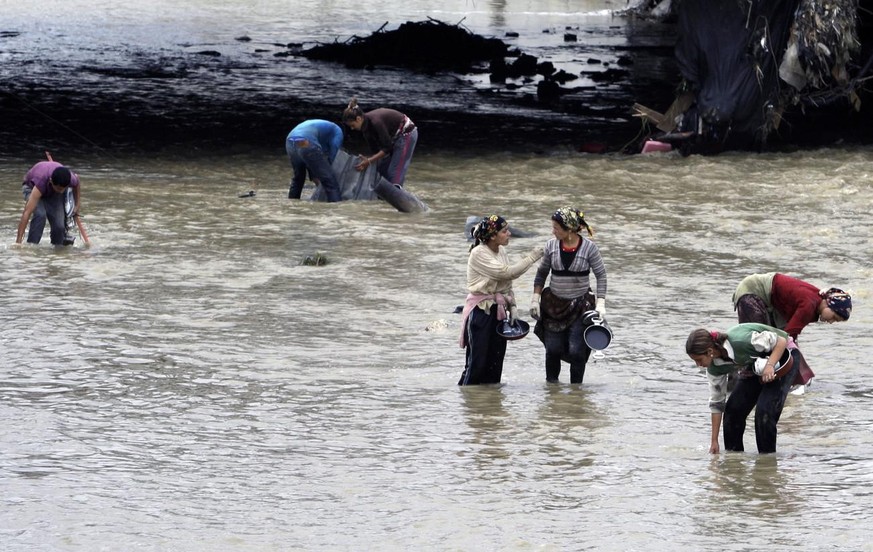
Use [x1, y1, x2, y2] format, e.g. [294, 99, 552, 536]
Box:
[16, 188, 42, 244]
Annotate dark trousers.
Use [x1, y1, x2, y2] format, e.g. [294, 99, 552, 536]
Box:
[723, 350, 800, 453]
[459, 305, 507, 385]
[22, 186, 66, 245]
[543, 315, 591, 384]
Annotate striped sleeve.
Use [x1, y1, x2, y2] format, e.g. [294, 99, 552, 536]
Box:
[585, 240, 607, 299]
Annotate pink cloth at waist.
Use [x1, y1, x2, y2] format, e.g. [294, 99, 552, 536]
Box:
[458, 292, 507, 348]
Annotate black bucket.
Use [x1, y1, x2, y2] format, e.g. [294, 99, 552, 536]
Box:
[581, 310, 612, 350]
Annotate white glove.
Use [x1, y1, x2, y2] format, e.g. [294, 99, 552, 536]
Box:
[596, 297, 606, 317]
[509, 305, 518, 324]
[530, 293, 541, 320]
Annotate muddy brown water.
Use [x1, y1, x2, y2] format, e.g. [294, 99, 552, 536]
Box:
[2, 2, 873, 551]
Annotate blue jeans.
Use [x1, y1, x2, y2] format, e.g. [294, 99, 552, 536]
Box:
[380, 128, 417, 185]
[22, 185, 67, 245]
[286, 139, 341, 202]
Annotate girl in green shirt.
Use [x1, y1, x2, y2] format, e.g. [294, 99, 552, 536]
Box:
[686, 323, 799, 454]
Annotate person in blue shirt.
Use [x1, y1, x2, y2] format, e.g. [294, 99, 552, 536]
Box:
[286, 119, 344, 202]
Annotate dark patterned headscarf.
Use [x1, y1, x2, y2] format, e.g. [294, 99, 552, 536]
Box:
[470, 214, 508, 251]
[552, 207, 593, 237]
[821, 287, 852, 320]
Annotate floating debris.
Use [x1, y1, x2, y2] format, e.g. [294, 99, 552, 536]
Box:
[300, 252, 328, 266]
[425, 319, 450, 332]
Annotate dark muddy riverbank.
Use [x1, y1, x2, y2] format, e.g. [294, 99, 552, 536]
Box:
[0, 31, 674, 156]
[1, 13, 871, 159]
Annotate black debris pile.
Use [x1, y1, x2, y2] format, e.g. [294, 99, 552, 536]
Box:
[299, 18, 616, 106]
[783, 0, 861, 100]
[299, 18, 509, 73]
[634, 0, 872, 154]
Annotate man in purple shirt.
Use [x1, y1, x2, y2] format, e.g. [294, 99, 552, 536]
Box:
[15, 161, 81, 245]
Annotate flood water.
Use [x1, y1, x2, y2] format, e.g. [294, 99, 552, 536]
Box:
[2, 146, 872, 551]
[2, 1, 873, 552]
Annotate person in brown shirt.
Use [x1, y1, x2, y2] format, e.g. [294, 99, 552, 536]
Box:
[341, 97, 418, 186]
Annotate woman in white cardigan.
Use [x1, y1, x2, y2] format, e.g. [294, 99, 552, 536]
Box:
[458, 215, 543, 386]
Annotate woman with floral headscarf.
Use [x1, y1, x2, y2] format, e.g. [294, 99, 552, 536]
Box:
[458, 215, 544, 386]
[530, 207, 607, 384]
[732, 272, 852, 386]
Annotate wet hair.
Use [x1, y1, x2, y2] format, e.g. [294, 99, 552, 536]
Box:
[50, 166, 72, 188]
[686, 328, 726, 357]
[469, 214, 508, 251]
[552, 206, 593, 237]
[342, 97, 365, 124]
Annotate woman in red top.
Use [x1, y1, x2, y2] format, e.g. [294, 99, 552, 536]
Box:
[732, 272, 852, 384]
